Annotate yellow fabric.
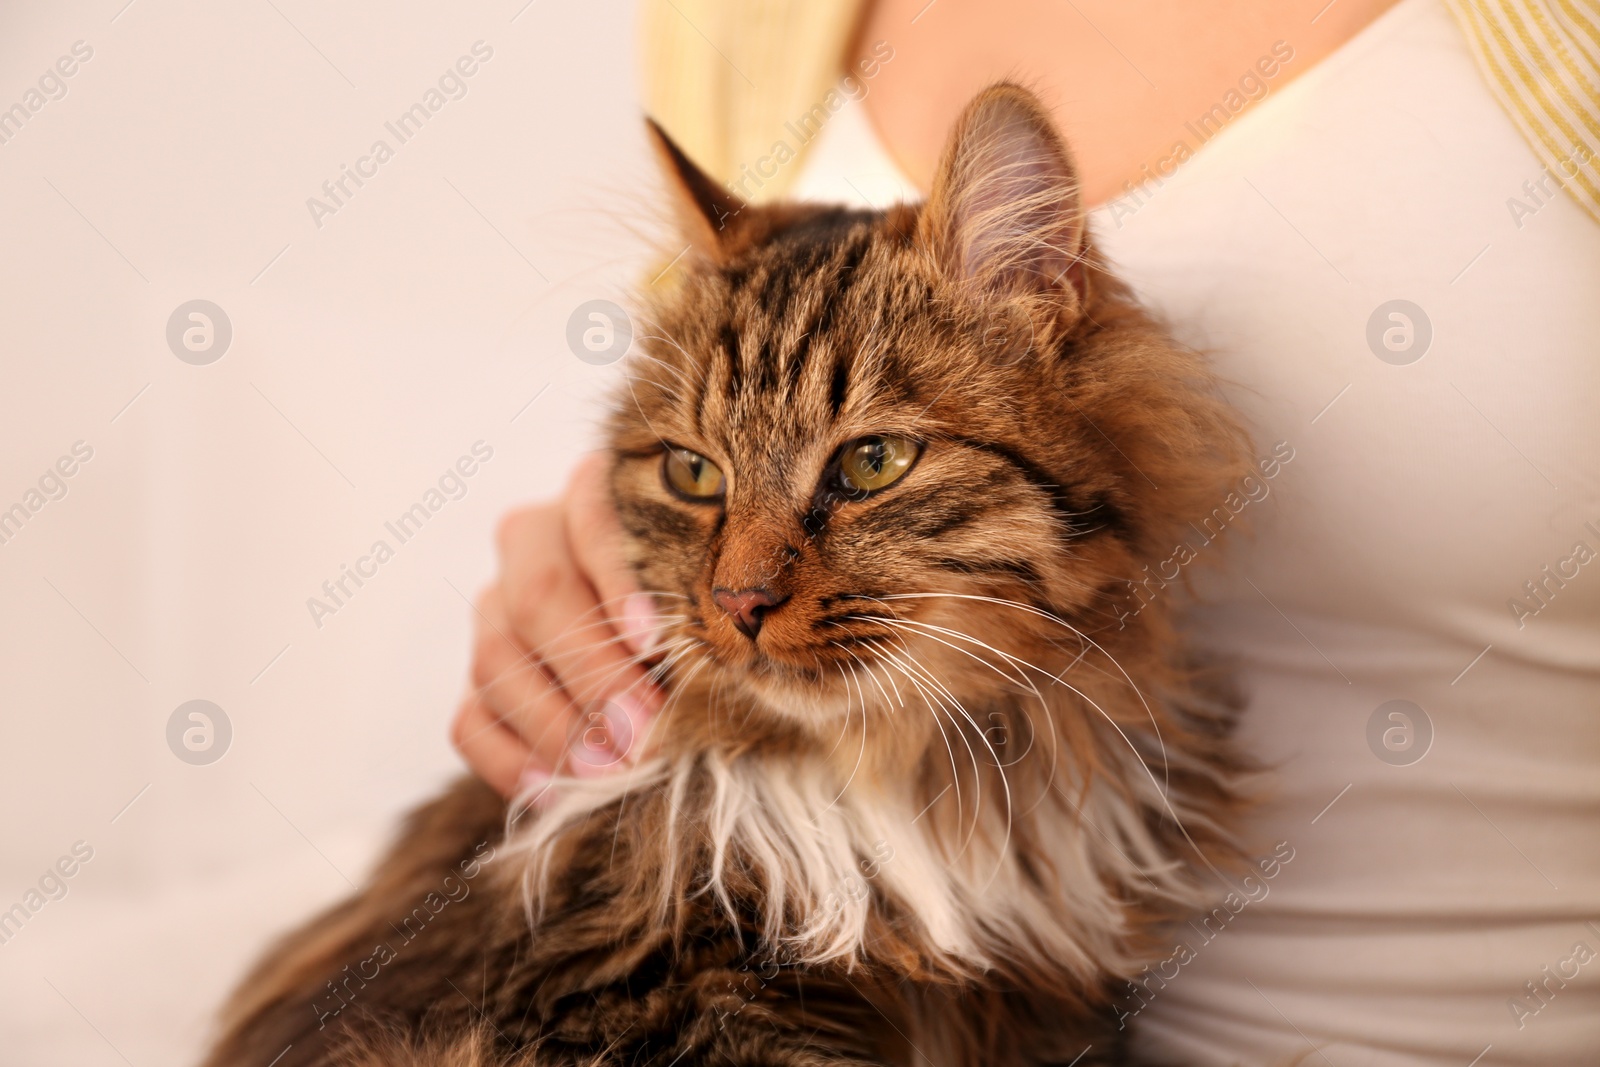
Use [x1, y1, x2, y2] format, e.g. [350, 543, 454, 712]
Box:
[1444, 0, 1600, 221]
[636, 0, 866, 201]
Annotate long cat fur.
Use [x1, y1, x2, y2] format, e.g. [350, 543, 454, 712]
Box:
[201, 83, 1257, 1067]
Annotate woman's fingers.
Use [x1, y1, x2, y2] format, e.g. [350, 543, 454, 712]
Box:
[565, 452, 663, 656]
[506, 461, 662, 745]
[499, 526, 660, 765]
[452, 581, 573, 796]
[468, 585, 577, 773]
[450, 691, 532, 799]
[454, 461, 668, 798]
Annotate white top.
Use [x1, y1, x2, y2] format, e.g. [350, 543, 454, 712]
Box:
[793, 1, 1600, 1063]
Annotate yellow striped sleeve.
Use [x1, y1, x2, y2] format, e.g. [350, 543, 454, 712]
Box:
[1445, 0, 1600, 222]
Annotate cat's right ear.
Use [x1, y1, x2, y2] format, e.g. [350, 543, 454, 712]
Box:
[646, 118, 749, 265]
[917, 84, 1088, 308]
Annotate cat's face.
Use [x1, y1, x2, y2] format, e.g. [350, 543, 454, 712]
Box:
[609, 87, 1241, 744]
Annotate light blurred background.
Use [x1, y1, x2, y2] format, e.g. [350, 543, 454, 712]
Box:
[4, 0, 1598, 1063]
[0, 1, 663, 1061]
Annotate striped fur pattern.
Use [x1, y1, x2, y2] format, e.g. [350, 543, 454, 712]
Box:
[202, 85, 1254, 1067]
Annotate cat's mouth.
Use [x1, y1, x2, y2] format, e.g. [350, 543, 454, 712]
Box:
[691, 626, 907, 721]
[660, 587, 930, 721]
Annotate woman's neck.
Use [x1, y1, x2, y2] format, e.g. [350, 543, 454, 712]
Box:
[854, 0, 1404, 205]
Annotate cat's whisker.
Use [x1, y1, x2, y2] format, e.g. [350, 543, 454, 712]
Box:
[629, 345, 709, 399]
[818, 658, 857, 764]
[844, 654, 868, 713]
[876, 650, 905, 707]
[852, 616, 1039, 703]
[869, 614, 1054, 780]
[467, 587, 692, 700]
[819, 659, 870, 816]
[706, 660, 737, 749]
[630, 318, 709, 386]
[877, 597, 1242, 885]
[639, 636, 699, 678]
[881, 591, 1172, 790]
[870, 611, 1066, 814]
[869, 616, 1068, 821]
[462, 619, 649, 704]
[622, 374, 683, 460]
[835, 592, 905, 616]
[537, 587, 691, 636]
[605, 654, 711, 864]
[623, 346, 700, 397]
[872, 632, 1015, 876]
[873, 640, 988, 858]
[520, 616, 691, 676]
[643, 639, 703, 688]
[872, 647, 965, 836]
[464, 637, 701, 755]
[882, 615, 1141, 787]
[545, 635, 692, 695]
[837, 644, 897, 711]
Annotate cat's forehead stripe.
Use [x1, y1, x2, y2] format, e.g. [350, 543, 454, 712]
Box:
[718, 219, 878, 413]
[785, 238, 869, 394]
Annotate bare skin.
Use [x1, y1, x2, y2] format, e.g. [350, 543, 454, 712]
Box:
[453, 0, 1402, 794]
[452, 453, 662, 797]
[856, 0, 1403, 206]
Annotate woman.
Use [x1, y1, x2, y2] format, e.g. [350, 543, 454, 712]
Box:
[453, 1, 1600, 1063]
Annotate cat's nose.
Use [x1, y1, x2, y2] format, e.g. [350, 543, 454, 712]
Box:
[711, 587, 786, 639]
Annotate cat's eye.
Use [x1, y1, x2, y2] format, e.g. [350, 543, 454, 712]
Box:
[838, 435, 921, 495]
[663, 447, 725, 500]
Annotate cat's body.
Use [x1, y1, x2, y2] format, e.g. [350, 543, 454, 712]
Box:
[203, 86, 1255, 1067]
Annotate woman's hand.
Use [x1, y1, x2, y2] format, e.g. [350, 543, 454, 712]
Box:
[451, 452, 663, 797]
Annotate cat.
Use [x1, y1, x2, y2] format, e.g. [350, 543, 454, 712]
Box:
[201, 83, 1256, 1067]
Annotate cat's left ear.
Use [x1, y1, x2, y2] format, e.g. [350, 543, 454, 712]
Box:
[917, 84, 1087, 306]
[646, 118, 749, 265]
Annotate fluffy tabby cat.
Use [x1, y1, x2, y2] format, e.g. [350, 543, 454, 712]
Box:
[203, 84, 1257, 1067]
